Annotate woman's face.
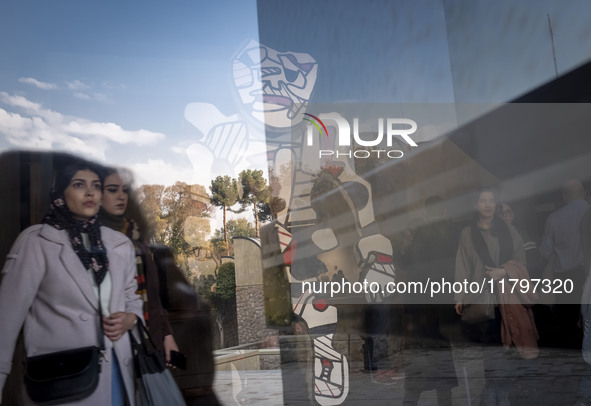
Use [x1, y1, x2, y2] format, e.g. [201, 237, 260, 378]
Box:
[102, 173, 129, 216]
[499, 203, 514, 225]
[476, 191, 496, 220]
[64, 170, 102, 220]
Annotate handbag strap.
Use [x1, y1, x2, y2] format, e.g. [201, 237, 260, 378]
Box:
[129, 316, 158, 353]
[97, 284, 105, 351]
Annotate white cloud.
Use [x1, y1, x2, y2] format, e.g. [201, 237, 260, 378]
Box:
[2, 92, 42, 113]
[66, 81, 111, 102]
[18, 77, 57, 90]
[64, 120, 164, 146]
[73, 92, 91, 100]
[0, 108, 107, 159]
[129, 159, 194, 186]
[66, 80, 89, 91]
[0, 92, 63, 124]
[93, 93, 109, 103]
[71, 92, 110, 103]
[171, 146, 186, 154]
[0, 92, 166, 160]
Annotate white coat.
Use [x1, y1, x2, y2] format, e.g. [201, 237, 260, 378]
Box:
[0, 224, 143, 405]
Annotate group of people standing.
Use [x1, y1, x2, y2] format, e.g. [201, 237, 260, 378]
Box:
[0, 158, 180, 405]
[1, 152, 589, 405]
[397, 180, 591, 405]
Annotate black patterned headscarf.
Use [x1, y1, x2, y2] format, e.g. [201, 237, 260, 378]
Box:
[43, 163, 109, 285]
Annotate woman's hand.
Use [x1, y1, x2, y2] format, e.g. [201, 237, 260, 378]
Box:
[455, 302, 463, 315]
[103, 312, 136, 342]
[485, 266, 507, 281]
[163, 334, 179, 367]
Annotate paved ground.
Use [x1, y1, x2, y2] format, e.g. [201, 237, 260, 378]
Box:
[213, 345, 591, 405]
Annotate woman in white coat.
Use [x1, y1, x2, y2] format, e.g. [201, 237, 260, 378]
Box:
[0, 159, 143, 405]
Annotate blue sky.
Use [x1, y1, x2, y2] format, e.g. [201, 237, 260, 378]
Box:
[0, 0, 261, 187]
[2, 0, 591, 191]
[0, 0, 456, 189]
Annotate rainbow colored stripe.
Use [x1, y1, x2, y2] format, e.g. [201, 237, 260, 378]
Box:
[304, 113, 328, 137]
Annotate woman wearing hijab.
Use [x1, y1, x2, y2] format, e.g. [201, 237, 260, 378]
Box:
[455, 188, 537, 405]
[98, 167, 179, 364]
[0, 159, 142, 405]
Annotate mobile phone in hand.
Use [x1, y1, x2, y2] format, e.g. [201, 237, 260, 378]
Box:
[169, 350, 187, 370]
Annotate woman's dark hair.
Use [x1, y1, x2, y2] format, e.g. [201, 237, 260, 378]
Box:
[54, 159, 104, 195]
[102, 166, 134, 186]
[100, 165, 152, 243]
[472, 187, 499, 207]
[470, 186, 513, 266]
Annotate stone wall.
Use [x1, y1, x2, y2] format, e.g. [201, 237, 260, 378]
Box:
[236, 284, 277, 345]
[233, 237, 278, 345]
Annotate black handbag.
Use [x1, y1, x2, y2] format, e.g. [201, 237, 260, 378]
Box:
[23, 346, 102, 404]
[23, 286, 105, 404]
[130, 318, 186, 406]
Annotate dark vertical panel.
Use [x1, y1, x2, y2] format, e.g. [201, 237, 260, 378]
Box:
[29, 153, 53, 225]
[0, 151, 24, 406]
[0, 152, 21, 268]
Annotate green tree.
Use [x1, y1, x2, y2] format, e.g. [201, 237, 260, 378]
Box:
[212, 218, 257, 241]
[161, 183, 209, 255]
[211, 262, 236, 301]
[267, 167, 287, 220]
[194, 274, 215, 300]
[238, 169, 270, 238]
[209, 262, 236, 348]
[135, 184, 166, 240]
[184, 216, 211, 257]
[208, 239, 230, 268]
[137, 182, 210, 268]
[210, 176, 239, 244]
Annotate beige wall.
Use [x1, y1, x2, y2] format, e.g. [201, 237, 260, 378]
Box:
[233, 237, 263, 287]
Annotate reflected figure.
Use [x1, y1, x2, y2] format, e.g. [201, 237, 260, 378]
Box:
[99, 168, 180, 364]
[401, 197, 458, 406]
[99, 167, 218, 404]
[184, 40, 318, 181]
[360, 305, 390, 372]
[187, 40, 396, 405]
[455, 188, 537, 406]
[0, 158, 142, 405]
[497, 203, 514, 226]
[540, 180, 588, 349]
[496, 202, 545, 279]
[286, 160, 396, 405]
[233, 39, 318, 128]
[497, 202, 551, 347]
[151, 245, 218, 405]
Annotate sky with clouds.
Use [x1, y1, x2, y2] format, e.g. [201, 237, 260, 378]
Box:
[2, 0, 591, 190]
[0, 1, 261, 189]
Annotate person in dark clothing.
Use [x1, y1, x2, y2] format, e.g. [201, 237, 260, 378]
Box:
[540, 180, 588, 349]
[401, 196, 459, 406]
[99, 168, 179, 364]
[455, 188, 533, 406]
